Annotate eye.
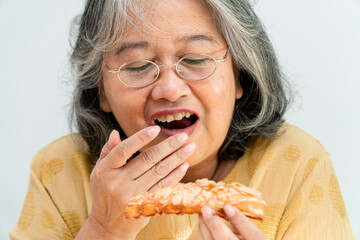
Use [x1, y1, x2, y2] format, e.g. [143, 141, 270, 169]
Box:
[122, 61, 153, 73]
[179, 54, 213, 69]
[181, 58, 208, 65]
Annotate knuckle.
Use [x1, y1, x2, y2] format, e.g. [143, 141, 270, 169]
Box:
[157, 171, 181, 189]
[167, 136, 180, 150]
[140, 150, 157, 166]
[135, 133, 148, 145]
[156, 179, 168, 189]
[175, 149, 186, 160]
[114, 145, 129, 159]
[156, 175, 176, 189]
[151, 163, 167, 178]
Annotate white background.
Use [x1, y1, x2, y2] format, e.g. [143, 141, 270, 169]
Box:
[0, 0, 359, 239]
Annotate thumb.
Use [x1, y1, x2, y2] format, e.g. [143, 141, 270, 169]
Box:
[224, 204, 265, 240]
[99, 130, 121, 161]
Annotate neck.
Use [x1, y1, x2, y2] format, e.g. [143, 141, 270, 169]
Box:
[211, 159, 237, 182]
[181, 156, 218, 183]
[180, 155, 237, 183]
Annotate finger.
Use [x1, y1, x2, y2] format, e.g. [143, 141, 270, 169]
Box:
[98, 130, 121, 161]
[201, 206, 237, 240]
[237, 235, 245, 240]
[224, 205, 265, 240]
[148, 162, 189, 193]
[229, 223, 241, 236]
[198, 215, 214, 240]
[125, 132, 189, 179]
[228, 225, 245, 240]
[136, 142, 195, 190]
[103, 126, 160, 169]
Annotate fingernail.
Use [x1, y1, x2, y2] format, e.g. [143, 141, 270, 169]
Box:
[147, 126, 160, 137]
[201, 206, 213, 220]
[183, 142, 196, 153]
[224, 204, 235, 218]
[176, 133, 188, 143]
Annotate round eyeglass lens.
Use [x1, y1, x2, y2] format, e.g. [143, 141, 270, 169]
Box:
[177, 54, 216, 80]
[118, 60, 159, 87]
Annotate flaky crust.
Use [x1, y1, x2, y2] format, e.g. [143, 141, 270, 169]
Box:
[124, 179, 267, 221]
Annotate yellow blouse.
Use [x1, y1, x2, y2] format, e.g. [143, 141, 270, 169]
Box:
[10, 124, 354, 239]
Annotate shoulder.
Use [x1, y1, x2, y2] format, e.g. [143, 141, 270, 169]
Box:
[231, 123, 332, 185]
[34, 133, 88, 158]
[261, 123, 331, 178]
[260, 123, 335, 198]
[30, 134, 94, 184]
[254, 123, 331, 172]
[242, 125, 353, 239]
[241, 123, 334, 199]
[20, 134, 94, 234]
[273, 123, 328, 157]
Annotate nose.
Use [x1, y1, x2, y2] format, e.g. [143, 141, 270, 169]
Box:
[150, 65, 191, 102]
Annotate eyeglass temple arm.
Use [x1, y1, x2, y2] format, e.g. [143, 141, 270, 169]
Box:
[103, 62, 120, 73]
[216, 48, 230, 62]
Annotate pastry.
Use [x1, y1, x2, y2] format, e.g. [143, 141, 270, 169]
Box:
[124, 178, 267, 221]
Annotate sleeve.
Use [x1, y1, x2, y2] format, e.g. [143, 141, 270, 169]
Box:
[9, 147, 86, 240]
[277, 155, 354, 240]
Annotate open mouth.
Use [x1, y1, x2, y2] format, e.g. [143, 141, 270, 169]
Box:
[153, 112, 198, 130]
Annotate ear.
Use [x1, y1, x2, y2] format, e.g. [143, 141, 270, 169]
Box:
[234, 70, 243, 100]
[99, 91, 112, 113]
[235, 84, 243, 100]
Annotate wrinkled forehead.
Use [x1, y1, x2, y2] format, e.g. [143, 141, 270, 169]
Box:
[112, 0, 222, 47]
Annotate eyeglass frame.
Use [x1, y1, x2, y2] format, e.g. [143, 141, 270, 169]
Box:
[103, 48, 230, 88]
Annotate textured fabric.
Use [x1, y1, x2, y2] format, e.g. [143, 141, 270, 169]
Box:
[10, 124, 354, 239]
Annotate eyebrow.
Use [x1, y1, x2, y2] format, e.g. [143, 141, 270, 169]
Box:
[115, 41, 149, 55]
[178, 34, 219, 45]
[115, 34, 219, 55]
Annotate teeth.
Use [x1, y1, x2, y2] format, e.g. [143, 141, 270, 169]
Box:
[157, 115, 166, 122]
[174, 113, 183, 120]
[154, 112, 193, 123]
[166, 114, 174, 122]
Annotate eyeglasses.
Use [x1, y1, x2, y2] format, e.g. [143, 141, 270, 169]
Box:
[103, 49, 230, 88]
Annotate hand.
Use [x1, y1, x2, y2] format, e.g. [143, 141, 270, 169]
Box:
[198, 205, 265, 240]
[80, 126, 195, 239]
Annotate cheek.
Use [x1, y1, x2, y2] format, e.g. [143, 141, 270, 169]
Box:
[112, 102, 146, 137]
[101, 76, 148, 135]
[206, 71, 237, 113]
[198, 80, 236, 145]
[114, 98, 146, 130]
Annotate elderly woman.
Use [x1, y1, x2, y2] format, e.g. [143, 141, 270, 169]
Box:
[11, 0, 353, 239]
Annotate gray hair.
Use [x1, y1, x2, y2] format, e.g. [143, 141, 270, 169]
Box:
[69, 0, 290, 160]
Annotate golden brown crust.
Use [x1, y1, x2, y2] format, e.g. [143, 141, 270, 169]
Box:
[124, 179, 267, 221]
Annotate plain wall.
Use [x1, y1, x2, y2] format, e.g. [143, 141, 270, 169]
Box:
[0, 0, 359, 239]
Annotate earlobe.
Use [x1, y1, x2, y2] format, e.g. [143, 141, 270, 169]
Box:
[99, 92, 112, 113]
[235, 85, 243, 100]
[233, 69, 243, 100]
